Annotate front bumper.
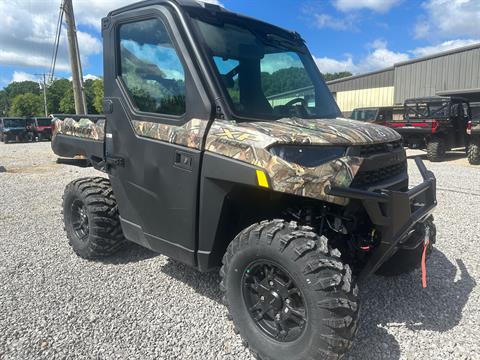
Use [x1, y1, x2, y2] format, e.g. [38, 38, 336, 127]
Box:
[327, 157, 437, 280]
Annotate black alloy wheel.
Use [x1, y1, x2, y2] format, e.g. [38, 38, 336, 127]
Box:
[71, 200, 89, 241]
[242, 260, 307, 342]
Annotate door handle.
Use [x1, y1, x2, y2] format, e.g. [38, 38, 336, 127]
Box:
[174, 151, 192, 170]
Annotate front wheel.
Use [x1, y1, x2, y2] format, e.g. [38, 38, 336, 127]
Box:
[221, 220, 359, 360]
[63, 177, 126, 259]
[467, 142, 480, 165]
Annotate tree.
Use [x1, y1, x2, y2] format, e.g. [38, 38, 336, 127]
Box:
[84, 79, 104, 114]
[92, 79, 104, 114]
[4, 81, 40, 99]
[59, 87, 75, 113]
[47, 79, 71, 115]
[322, 72, 352, 82]
[10, 93, 43, 117]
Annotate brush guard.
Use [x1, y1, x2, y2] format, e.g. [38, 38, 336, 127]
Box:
[327, 157, 437, 281]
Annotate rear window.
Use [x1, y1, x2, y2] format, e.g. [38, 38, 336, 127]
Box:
[37, 119, 52, 126]
[405, 101, 448, 119]
[351, 109, 377, 121]
[3, 119, 26, 128]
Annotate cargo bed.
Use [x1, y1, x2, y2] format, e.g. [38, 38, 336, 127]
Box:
[51, 114, 105, 163]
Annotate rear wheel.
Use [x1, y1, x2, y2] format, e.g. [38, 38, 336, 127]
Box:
[376, 217, 436, 277]
[467, 142, 480, 165]
[63, 177, 125, 259]
[221, 220, 359, 360]
[426, 137, 446, 162]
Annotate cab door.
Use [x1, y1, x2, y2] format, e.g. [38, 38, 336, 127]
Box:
[102, 6, 212, 266]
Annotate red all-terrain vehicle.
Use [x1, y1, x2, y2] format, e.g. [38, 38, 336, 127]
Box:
[27, 117, 53, 141]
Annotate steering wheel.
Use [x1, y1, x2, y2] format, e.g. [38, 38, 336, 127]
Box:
[285, 97, 307, 108]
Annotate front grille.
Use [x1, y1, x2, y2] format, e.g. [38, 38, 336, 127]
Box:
[357, 140, 403, 157]
[351, 162, 407, 189]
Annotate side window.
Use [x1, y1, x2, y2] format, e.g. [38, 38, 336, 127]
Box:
[119, 18, 186, 116]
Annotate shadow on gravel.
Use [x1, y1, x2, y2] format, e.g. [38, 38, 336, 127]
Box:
[160, 259, 223, 304]
[100, 242, 158, 265]
[56, 158, 91, 167]
[348, 249, 476, 360]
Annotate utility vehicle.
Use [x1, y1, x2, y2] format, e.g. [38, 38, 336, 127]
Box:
[26, 117, 53, 141]
[466, 103, 480, 165]
[387, 96, 471, 162]
[51, 1, 437, 359]
[350, 106, 393, 125]
[0, 117, 28, 143]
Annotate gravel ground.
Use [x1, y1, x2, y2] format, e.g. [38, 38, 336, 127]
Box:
[0, 142, 479, 360]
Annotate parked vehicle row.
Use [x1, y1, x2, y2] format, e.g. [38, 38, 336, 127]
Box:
[350, 97, 479, 164]
[0, 116, 54, 143]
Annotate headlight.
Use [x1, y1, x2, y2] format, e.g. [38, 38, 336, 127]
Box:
[268, 145, 346, 167]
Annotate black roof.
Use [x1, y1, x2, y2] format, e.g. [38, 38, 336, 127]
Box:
[107, 0, 300, 40]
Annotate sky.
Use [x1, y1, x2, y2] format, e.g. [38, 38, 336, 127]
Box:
[0, 0, 479, 89]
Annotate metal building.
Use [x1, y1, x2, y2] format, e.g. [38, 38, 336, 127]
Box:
[326, 42, 480, 116]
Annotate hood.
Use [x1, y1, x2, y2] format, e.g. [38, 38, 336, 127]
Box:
[278, 118, 401, 145]
[205, 117, 400, 206]
[206, 117, 401, 155]
[207, 117, 400, 149]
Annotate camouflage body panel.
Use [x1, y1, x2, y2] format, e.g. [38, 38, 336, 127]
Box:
[52, 117, 105, 141]
[131, 118, 208, 150]
[205, 117, 400, 205]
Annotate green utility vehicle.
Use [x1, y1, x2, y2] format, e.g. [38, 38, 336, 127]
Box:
[0, 117, 28, 143]
[51, 1, 437, 359]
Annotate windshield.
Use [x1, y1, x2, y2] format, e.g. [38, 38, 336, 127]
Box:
[37, 119, 52, 126]
[405, 101, 449, 119]
[4, 119, 26, 128]
[192, 16, 340, 120]
[351, 109, 377, 121]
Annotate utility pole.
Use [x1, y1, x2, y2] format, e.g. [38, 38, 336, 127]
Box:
[63, 0, 87, 114]
[41, 74, 48, 116]
[34, 73, 49, 116]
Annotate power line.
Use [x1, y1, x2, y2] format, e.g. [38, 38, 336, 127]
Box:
[49, 0, 65, 83]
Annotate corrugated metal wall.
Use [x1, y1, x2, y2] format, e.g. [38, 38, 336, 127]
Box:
[394, 46, 480, 104]
[335, 86, 394, 113]
[328, 68, 394, 92]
